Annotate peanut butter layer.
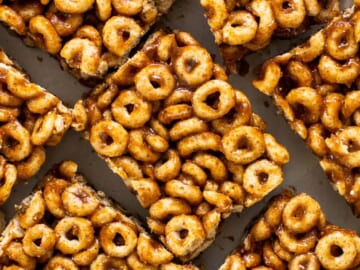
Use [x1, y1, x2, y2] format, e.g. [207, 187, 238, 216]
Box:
[220, 191, 360, 270]
[200, 0, 340, 73]
[0, 160, 199, 270]
[0, 48, 71, 205]
[73, 29, 290, 261]
[253, 5, 360, 216]
[0, 0, 175, 84]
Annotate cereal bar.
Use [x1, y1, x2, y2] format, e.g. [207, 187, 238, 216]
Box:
[73, 29, 290, 261]
[0, 160, 199, 270]
[0, 0, 175, 83]
[0, 49, 71, 205]
[200, 0, 340, 73]
[220, 191, 360, 270]
[253, 5, 360, 216]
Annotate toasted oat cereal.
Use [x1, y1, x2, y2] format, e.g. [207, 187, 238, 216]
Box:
[0, 160, 199, 270]
[0, 48, 71, 205]
[73, 29, 290, 261]
[200, 0, 340, 73]
[253, 5, 360, 216]
[0, 0, 175, 83]
[220, 191, 360, 270]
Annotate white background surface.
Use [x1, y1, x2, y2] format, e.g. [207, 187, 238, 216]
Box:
[0, 0, 358, 268]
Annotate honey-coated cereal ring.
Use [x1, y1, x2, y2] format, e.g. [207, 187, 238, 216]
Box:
[164, 180, 203, 205]
[111, 0, 143, 16]
[43, 178, 68, 218]
[169, 117, 208, 141]
[5, 242, 36, 270]
[111, 89, 152, 129]
[315, 231, 357, 270]
[61, 183, 100, 216]
[158, 104, 193, 125]
[18, 191, 45, 229]
[218, 254, 246, 270]
[0, 120, 32, 162]
[177, 131, 222, 157]
[282, 193, 321, 233]
[243, 159, 283, 197]
[262, 241, 286, 270]
[165, 215, 206, 257]
[26, 91, 59, 115]
[193, 152, 228, 182]
[128, 129, 161, 163]
[95, 0, 112, 21]
[0, 163, 16, 205]
[99, 221, 138, 257]
[276, 226, 317, 254]
[199, 0, 228, 31]
[44, 256, 78, 270]
[31, 110, 57, 146]
[54, 0, 94, 13]
[128, 178, 161, 208]
[192, 79, 236, 120]
[89, 120, 129, 157]
[10, 1, 44, 22]
[28, 15, 62, 55]
[135, 64, 175, 101]
[72, 239, 100, 266]
[60, 38, 101, 76]
[16, 146, 46, 180]
[90, 254, 127, 270]
[289, 253, 320, 270]
[222, 125, 265, 164]
[173, 45, 213, 86]
[149, 197, 191, 220]
[154, 149, 181, 182]
[127, 252, 157, 270]
[0, 86, 23, 107]
[102, 16, 142, 57]
[55, 217, 95, 254]
[271, 0, 306, 29]
[222, 11, 258, 46]
[22, 224, 56, 257]
[0, 5, 26, 35]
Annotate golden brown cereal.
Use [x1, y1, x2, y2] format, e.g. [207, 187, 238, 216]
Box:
[219, 192, 360, 270]
[0, 161, 198, 269]
[253, 7, 360, 216]
[0, 0, 176, 82]
[75, 30, 289, 261]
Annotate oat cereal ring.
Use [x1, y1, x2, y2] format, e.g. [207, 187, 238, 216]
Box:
[89, 120, 129, 158]
[75, 25, 102, 48]
[318, 55, 360, 86]
[102, 16, 142, 57]
[45, 3, 83, 37]
[165, 180, 203, 205]
[342, 90, 360, 118]
[165, 215, 206, 257]
[276, 226, 317, 254]
[90, 254, 127, 269]
[220, 181, 244, 205]
[181, 161, 207, 186]
[262, 241, 286, 270]
[325, 126, 360, 168]
[55, 217, 95, 254]
[28, 15, 62, 55]
[107, 155, 143, 180]
[60, 38, 101, 76]
[154, 149, 181, 182]
[111, 0, 143, 16]
[99, 221, 137, 257]
[94, 0, 111, 21]
[10, 1, 44, 21]
[289, 253, 320, 270]
[222, 126, 265, 164]
[169, 117, 208, 141]
[127, 252, 157, 270]
[292, 31, 325, 63]
[243, 159, 283, 198]
[325, 20, 358, 61]
[0, 87, 22, 108]
[54, 0, 94, 13]
[321, 93, 343, 131]
[158, 104, 193, 125]
[111, 89, 152, 129]
[137, 232, 174, 265]
[219, 254, 246, 270]
[72, 239, 100, 265]
[286, 60, 313, 87]
[222, 11, 258, 46]
[30, 110, 57, 146]
[315, 231, 357, 270]
[90, 206, 117, 227]
[22, 224, 56, 257]
[273, 239, 293, 262]
[193, 152, 228, 182]
[0, 163, 16, 205]
[264, 133, 289, 165]
[19, 191, 45, 229]
[177, 131, 221, 157]
[128, 129, 161, 163]
[307, 124, 327, 157]
[192, 80, 235, 120]
[0, 5, 26, 35]
[203, 191, 232, 213]
[200, 0, 228, 31]
[271, 0, 306, 29]
[286, 87, 323, 125]
[5, 242, 36, 270]
[1, 121, 31, 158]
[173, 45, 213, 86]
[128, 178, 161, 208]
[149, 198, 192, 220]
[61, 183, 100, 216]
[282, 193, 321, 233]
[211, 90, 252, 134]
[134, 64, 175, 101]
[45, 256, 78, 270]
[253, 61, 282, 96]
